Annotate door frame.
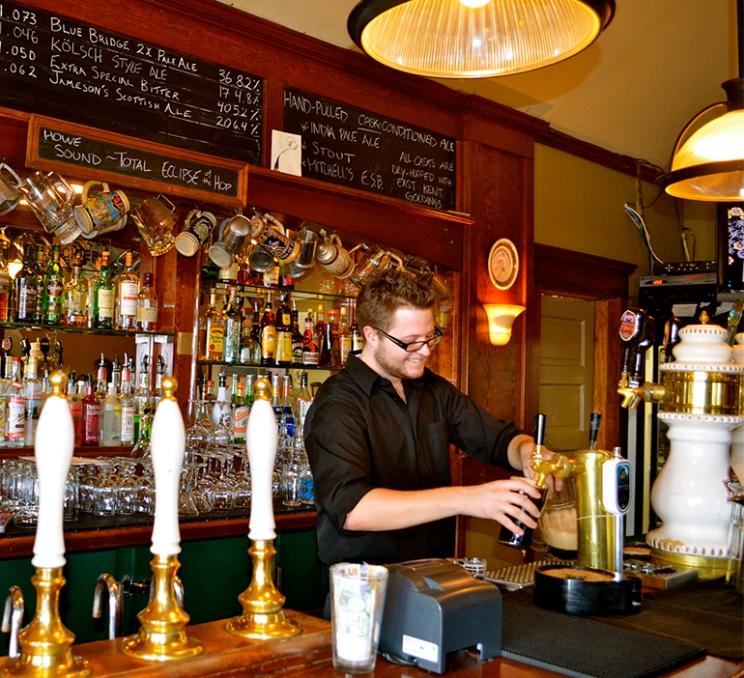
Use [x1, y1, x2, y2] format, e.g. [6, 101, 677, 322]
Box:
[527, 245, 636, 450]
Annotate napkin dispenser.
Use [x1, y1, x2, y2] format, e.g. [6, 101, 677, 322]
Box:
[379, 558, 502, 674]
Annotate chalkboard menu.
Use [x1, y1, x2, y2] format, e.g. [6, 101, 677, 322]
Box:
[283, 88, 456, 210]
[0, 1, 262, 164]
[28, 116, 248, 207]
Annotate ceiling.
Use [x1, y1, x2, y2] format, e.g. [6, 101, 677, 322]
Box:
[217, 0, 738, 171]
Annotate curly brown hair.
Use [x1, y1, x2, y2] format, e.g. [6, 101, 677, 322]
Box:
[356, 269, 436, 331]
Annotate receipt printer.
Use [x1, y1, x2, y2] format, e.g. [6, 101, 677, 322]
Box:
[379, 558, 502, 673]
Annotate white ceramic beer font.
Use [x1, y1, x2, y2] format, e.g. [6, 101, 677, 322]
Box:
[121, 376, 203, 661]
[225, 377, 300, 639]
[247, 377, 278, 541]
[0, 371, 91, 678]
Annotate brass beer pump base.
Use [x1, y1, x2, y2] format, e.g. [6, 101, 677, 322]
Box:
[0, 568, 90, 678]
[225, 539, 302, 640]
[650, 548, 735, 581]
[120, 554, 203, 662]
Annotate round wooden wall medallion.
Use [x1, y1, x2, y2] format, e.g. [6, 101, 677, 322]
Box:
[488, 238, 519, 290]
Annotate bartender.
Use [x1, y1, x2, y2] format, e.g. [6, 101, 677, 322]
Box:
[305, 268, 553, 576]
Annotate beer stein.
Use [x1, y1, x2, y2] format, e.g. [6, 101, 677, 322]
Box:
[350, 246, 404, 287]
[295, 228, 319, 269]
[316, 233, 355, 278]
[175, 208, 217, 257]
[251, 212, 300, 264]
[19, 171, 76, 233]
[0, 163, 22, 215]
[208, 214, 252, 268]
[74, 180, 129, 238]
[247, 245, 275, 273]
[131, 194, 177, 256]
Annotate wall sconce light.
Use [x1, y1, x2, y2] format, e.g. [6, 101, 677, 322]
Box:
[483, 303, 525, 346]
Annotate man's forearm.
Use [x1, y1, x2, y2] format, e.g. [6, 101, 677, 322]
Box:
[343, 486, 467, 531]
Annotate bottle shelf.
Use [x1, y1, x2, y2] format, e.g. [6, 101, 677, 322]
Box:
[198, 359, 335, 373]
[202, 277, 357, 303]
[0, 320, 173, 338]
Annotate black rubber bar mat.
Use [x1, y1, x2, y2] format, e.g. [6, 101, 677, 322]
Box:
[502, 595, 705, 678]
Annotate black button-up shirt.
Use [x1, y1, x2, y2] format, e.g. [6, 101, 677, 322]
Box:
[305, 353, 521, 566]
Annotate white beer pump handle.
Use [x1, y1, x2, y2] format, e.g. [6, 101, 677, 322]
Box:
[247, 378, 277, 541]
[32, 371, 74, 569]
[150, 376, 185, 556]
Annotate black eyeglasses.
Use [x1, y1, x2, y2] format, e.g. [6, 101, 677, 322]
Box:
[373, 326, 443, 352]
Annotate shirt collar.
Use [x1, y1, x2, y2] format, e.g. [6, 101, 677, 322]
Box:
[345, 352, 427, 397]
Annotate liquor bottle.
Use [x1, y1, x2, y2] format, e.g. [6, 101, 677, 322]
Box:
[119, 361, 136, 446]
[153, 354, 166, 402]
[82, 378, 101, 446]
[32, 245, 46, 324]
[0, 356, 12, 447]
[280, 374, 295, 433]
[5, 357, 25, 447]
[115, 251, 139, 330]
[211, 371, 231, 432]
[339, 305, 352, 366]
[62, 256, 88, 327]
[231, 379, 250, 445]
[0, 240, 11, 322]
[291, 301, 304, 365]
[239, 299, 256, 364]
[315, 305, 330, 367]
[203, 290, 225, 361]
[244, 373, 255, 409]
[135, 272, 159, 331]
[81, 249, 100, 329]
[350, 301, 365, 353]
[111, 355, 122, 394]
[92, 250, 115, 329]
[327, 307, 340, 368]
[249, 302, 262, 364]
[68, 371, 84, 447]
[223, 287, 242, 364]
[282, 424, 314, 508]
[296, 371, 313, 428]
[23, 356, 41, 447]
[260, 293, 277, 367]
[14, 245, 37, 323]
[302, 311, 319, 366]
[42, 243, 65, 325]
[274, 293, 293, 367]
[134, 354, 151, 444]
[95, 353, 108, 400]
[100, 382, 122, 447]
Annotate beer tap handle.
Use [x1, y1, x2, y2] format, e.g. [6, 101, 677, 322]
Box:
[589, 411, 601, 449]
[533, 412, 546, 458]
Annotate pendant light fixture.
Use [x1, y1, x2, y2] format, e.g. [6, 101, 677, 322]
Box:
[347, 0, 615, 78]
[661, 0, 744, 201]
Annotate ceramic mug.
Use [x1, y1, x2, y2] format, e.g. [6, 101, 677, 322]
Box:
[350, 247, 404, 287]
[74, 181, 129, 238]
[131, 194, 177, 256]
[0, 163, 22, 215]
[175, 208, 217, 257]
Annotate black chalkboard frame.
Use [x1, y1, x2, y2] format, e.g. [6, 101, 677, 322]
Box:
[26, 115, 249, 207]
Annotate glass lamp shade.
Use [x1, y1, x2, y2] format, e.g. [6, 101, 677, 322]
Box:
[662, 100, 744, 201]
[347, 0, 615, 78]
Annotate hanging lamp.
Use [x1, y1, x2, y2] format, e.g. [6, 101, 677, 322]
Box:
[660, 0, 744, 201]
[347, 0, 615, 78]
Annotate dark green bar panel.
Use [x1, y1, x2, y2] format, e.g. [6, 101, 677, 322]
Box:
[0, 527, 321, 656]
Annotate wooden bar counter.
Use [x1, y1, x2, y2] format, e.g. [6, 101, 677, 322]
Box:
[3, 611, 736, 677]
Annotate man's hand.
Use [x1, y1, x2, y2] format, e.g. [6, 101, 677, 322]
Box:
[508, 434, 564, 492]
[459, 477, 543, 535]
